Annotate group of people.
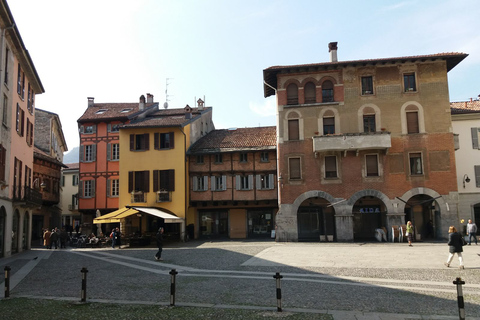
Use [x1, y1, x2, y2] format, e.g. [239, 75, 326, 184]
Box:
[43, 227, 68, 249]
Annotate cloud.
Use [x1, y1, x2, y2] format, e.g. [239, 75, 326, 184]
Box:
[249, 97, 277, 117]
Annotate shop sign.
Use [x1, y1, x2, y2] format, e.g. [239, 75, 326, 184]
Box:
[359, 207, 380, 213]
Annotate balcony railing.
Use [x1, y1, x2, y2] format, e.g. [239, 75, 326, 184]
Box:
[156, 191, 171, 202]
[12, 186, 42, 206]
[131, 191, 147, 203]
[313, 131, 391, 154]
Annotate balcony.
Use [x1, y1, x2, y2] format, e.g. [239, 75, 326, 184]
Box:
[313, 132, 391, 155]
[131, 191, 147, 203]
[12, 186, 42, 207]
[156, 190, 171, 202]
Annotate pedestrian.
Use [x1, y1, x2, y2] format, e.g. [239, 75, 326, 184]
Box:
[406, 221, 414, 247]
[115, 227, 121, 247]
[466, 219, 477, 245]
[50, 228, 59, 249]
[110, 228, 116, 249]
[444, 225, 465, 270]
[154, 227, 164, 261]
[60, 228, 68, 248]
[43, 228, 51, 249]
[75, 223, 80, 236]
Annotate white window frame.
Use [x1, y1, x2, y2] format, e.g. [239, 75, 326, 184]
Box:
[193, 176, 208, 191]
[84, 180, 93, 198]
[111, 143, 120, 160]
[111, 179, 119, 197]
[256, 174, 274, 190]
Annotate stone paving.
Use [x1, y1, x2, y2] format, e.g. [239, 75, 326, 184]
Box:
[1, 240, 480, 319]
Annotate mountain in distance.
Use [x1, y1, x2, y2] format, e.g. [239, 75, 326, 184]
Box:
[63, 146, 79, 164]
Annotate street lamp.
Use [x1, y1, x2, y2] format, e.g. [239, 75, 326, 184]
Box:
[463, 174, 471, 188]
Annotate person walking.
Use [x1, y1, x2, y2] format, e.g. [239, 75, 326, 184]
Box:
[110, 228, 116, 249]
[444, 226, 465, 269]
[154, 227, 164, 261]
[43, 228, 51, 249]
[466, 219, 478, 245]
[50, 228, 59, 249]
[406, 221, 414, 247]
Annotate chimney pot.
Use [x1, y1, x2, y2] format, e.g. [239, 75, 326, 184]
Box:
[139, 95, 146, 110]
[87, 97, 94, 108]
[146, 93, 154, 103]
[328, 42, 338, 62]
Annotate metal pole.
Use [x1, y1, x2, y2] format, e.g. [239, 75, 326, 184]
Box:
[273, 272, 283, 312]
[80, 267, 88, 302]
[4, 266, 11, 298]
[169, 269, 178, 306]
[453, 277, 466, 320]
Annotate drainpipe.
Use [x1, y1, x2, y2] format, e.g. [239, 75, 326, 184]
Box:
[180, 127, 187, 241]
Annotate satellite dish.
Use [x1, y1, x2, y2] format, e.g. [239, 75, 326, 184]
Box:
[163, 102, 168, 109]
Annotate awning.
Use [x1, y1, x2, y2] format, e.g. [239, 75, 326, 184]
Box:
[132, 207, 183, 223]
[93, 208, 138, 224]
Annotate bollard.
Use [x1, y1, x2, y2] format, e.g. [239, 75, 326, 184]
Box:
[273, 272, 283, 312]
[169, 269, 178, 306]
[453, 277, 466, 320]
[4, 266, 11, 298]
[80, 267, 88, 302]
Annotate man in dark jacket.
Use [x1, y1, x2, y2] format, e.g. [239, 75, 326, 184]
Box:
[154, 227, 164, 261]
[50, 228, 59, 249]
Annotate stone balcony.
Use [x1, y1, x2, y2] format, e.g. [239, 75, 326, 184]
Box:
[312, 131, 391, 155]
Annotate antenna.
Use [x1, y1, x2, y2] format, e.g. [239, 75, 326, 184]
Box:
[164, 78, 173, 109]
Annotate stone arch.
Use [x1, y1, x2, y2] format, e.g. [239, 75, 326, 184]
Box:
[357, 103, 382, 132]
[400, 101, 425, 134]
[318, 107, 341, 135]
[293, 190, 337, 209]
[319, 76, 338, 86]
[300, 77, 319, 87]
[346, 189, 392, 212]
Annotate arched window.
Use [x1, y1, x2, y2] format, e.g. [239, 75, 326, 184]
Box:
[286, 83, 298, 105]
[323, 110, 335, 135]
[405, 105, 419, 134]
[322, 80, 334, 102]
[363, 107, 376, 133]
[287, 111, 300, 140]
[304, 82, 316, 104]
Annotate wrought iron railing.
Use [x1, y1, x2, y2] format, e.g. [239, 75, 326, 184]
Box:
[12, 186, 42, 206]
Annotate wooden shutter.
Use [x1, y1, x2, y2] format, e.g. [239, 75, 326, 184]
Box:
[268, 174, 275, 189]
[144, 133, 150, 150]
[475, 166, 480, 188]
[107, 143, 111, 160]
[222, 175, 227, 190]
[143, 170, 150, 192]
[235, 175, 241, 190]
[248, 175, 253, 190]
[289, 158, 301, 179]
[91, 180, 95, 196]
[471, 128, 479, 149]
[169, 132, 175, 148]
[325, 156, 337, 178]
[168, 169, 175, 191]
[406, 112, 419, 134]
[304, 82, 316, 103]
[366, 154, 379, 176]
[192, 176, 198, 191]
[203, 176, 208, 191]
[130, 134, 134, 150]
[288, 119, 299, 140]
[286, 83, 298, 105]
[256, 175, 261, 190]
[153, 170, 159, 191]
[107, 124, 111, 132]
[106, 179, 111, 197]
[92, 144, 97, 161]
[211, 176, 216, 190]
[128, 171, 134, 192]
[154, 133, 159, 150]
[80, 125, 84, 134]
[92, 125, 96, 133]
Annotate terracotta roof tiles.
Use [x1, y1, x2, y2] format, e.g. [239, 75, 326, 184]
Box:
[77, 103, 156, 122]
[451, 100, 480, 114]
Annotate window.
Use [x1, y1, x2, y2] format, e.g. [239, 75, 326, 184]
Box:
[361, 76, 373, 95]
[2, 95, 7, 126]
[236, 175, 253, 190]
[406, 111, 419, 134]
[154, 132, 175, 150]
[130, 133, 149, 151]
[366, 154, 379, 177]
[62, 175, 65, 187]
[257, 174, 274, 190]
[108, 123, 120, 132]
[323, 117, 335, 135]
[471, 128, 480, 149]
[72, 174, 79, 186]
[363, 115, 376, 133]
[108, 143, 119, 161]
[0, 145, 5, 182]
[128, 170, 150, 193]
[108, 179, 119, 197]
[193, 176, 208, 191]
[325, 156, 337, 178]
[214, 153, 223, 163]
[409, 153, 423, 175]
[289, 157, 301, 180]
[260, 152, 269, 162]
[322, 80, 334, 102]
[26, 118, 33, 146]
[196, 155, 204, 164]
[83, 180, 94, 198]
[288, 119, 299, 140]
[83, 144, 96, 162]
[16, 104, 25, 136]
[304, 82, 316, 103]
[475, 166, 480, 187]
[404, 73, 416, 92]
[211, 175, 227, 191]
[3, 48, 8, 86]
[24, 166, 32, 188]
[153, 169, 175, 191]
[286, 83, 298, 105]
[17, 63, 22, 96]
[80, 125, 96, 134]
[27, 84, 34, 114]
[240, 153, 248, 162]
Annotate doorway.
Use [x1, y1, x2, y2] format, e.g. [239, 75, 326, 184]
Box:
[353, 196, 387, 241]
[199, 211, 228, 238]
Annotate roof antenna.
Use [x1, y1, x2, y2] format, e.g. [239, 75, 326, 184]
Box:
[164, 78, 173, 109]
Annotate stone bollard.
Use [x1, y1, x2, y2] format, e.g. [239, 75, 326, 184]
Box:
[4, 266, 11, 298]
[453, 277, 466, 320]
[273, 272, 283, 312]
[80, 267, 88, 302]
[169, 269, 178, 306]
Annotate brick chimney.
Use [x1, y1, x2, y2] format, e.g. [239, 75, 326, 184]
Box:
[146, 93, 154, 103]
[87, 97, 94, 108]
[329, 42, 338, 62]
[139, 95, 146, 110]
[185, 104, 192, 119]
[197, 98, 205, 111]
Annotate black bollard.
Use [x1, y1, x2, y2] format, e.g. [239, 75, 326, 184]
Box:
[4, 266, 11, 298]
[169, 269, 178, 306]
[80, 267, 88, 302]
[453, 277, 466, 320]
[273, 272, 283, 312]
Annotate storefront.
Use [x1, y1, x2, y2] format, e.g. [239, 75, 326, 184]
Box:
[199, 211, 228, 238]
[247, 210, 273, 238]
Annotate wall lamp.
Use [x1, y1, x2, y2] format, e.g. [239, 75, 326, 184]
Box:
[463, 174, 471, 188]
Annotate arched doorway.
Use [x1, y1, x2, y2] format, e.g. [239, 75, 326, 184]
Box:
[23, 211, 30, 250]
[404, 195, 438, 240]
[0, 206, 6, 257]
[297, 197, 335, 241]
[353, 196, 387, 241]
[12, 210, 19, 254]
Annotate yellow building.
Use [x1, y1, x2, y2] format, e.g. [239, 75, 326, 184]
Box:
[115, 100, 214, 241]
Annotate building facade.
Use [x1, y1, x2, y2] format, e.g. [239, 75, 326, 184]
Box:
[59, 162, 80, 233]
[263, 42, 467, 242]
[0, 0, 44, 257]
[451, 99, 480, 228]
[188, 126, 277, 239]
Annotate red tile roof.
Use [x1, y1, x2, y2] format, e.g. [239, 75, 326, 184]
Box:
[123, 107, 205, 128]
[451, 100, 480, 114]
[77, 103, 156, 122]
[65, 163, 79, 170]
[188, 126, 276, 154]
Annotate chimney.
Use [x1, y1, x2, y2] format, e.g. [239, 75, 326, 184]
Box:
[87, 97, 94, 108]
[139, 95, 146, 110]
[197, 98, 205, 111]
[185, 104, 192, 119]
[328, 42, 338, 62]
[146, 93, 154, 103]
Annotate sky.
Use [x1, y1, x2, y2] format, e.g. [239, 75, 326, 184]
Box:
[7, 0, 480, 152]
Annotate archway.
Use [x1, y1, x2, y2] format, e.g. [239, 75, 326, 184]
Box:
[404, 195, 438, 240]
[352, 196, 387, 241]
[297, 197, 335, 241]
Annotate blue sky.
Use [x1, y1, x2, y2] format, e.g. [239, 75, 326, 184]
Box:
[8, 0, 480, 151]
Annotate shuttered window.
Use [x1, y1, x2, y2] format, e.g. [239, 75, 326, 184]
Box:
[128, 170, 150, 192]
[323, 117, 335, 135]
[153, 169, 175, 191]
[304, 82, 316, 103]
[287, 83, 298, 105]
[366, 154, 379, 177]
[289, 158, 301, 180]
[325, 156, 337, 178]
[406, 111, 419, 134]
[471, 128, 480, 149]
[288, 119, 299, 141]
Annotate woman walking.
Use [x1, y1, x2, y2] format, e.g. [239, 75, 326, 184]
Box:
[444, 226, 465, 270]
[406, 221, 414, 247]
